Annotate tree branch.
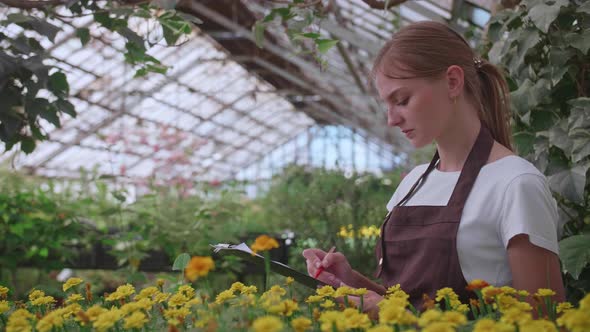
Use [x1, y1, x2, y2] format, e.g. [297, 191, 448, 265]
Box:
[0, 0, 67, 9]
[0, 0, 147, 9]
[360, 0, 408, 9]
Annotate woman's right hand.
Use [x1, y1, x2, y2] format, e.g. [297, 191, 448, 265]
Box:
[302, 248, 355, 288]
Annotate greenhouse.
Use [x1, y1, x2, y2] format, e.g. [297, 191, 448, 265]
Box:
[0, 0, 588, 331]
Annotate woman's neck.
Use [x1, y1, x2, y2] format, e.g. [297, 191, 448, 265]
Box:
[435, 105, 482, 172]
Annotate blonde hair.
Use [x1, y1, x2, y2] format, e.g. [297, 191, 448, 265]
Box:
[371, 21, 513, 151]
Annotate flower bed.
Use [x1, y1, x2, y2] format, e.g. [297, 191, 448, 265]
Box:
[1, 275, 588, 332]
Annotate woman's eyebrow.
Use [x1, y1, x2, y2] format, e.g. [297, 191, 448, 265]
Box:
[385, 87, 407, 102]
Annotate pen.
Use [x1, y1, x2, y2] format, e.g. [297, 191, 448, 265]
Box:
[313, 246, 336, 279]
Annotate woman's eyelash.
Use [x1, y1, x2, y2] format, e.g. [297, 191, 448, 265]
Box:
[396, 98, 409, 106]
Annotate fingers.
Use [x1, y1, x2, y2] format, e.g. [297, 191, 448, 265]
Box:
[321, 252, 344, 268]
[316, 271, 342, 288]
[302, 248, 326, 260]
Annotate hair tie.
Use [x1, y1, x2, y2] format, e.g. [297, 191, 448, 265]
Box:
[473, 57, 483, 70]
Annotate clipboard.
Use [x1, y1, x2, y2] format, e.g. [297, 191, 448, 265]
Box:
[210, 243, 325, 289]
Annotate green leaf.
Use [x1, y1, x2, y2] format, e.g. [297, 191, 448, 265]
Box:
[40, 106, 61, 128]
[76, 27, 90, 46]
[559, 234, 590, 279]
[178, 12, 203, 24]
[515, 27, 540, 64]
[579, 1, 590, 15]
[134, 68, 148, 78]
[513, 131, 535, 156]
[48, 72, 69, 98]
[526, 0, 569, 33]
[20, 136, 36, 154]
[253, 22, 265, 48]
[549, 119, 573, 155]
[146, 64, 168, 74]
[565, 30, 590, 55]
[510, 79, 551, 120]
[548, 164, 588, 203]
[172, 253, 190, 271]
[6, 13, 33, 24]
[39, 247, 49, 258]
[118, 27, 145, 50]
[316, 39, 339, 54]
[55, 99, 76, 117]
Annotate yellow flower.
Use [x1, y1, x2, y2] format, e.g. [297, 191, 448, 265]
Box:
[6, 309, 34, 332]
[62, 277, 83, 292]
[31, 296, 56, 306]
[418, 309, 442, 327]
[286, 277, 295, 285]
[422, 322, 455, 332]
[120, 302, 141, 315]
[441, 311, 467, 326]
[519, 319, 557, 332]
[163, 307, 190, 320]
[0, 300, 9, 314]
[500, 286, 517, 296]
[535, 289, 556, 297]
[0, 286, 9, 297]
[316, 285, 335, 297]
[500, 307, 532, 325]
[241, 285, 258, 295]
[215, 289, 236, 304]
[168, 293, 189, 307]
[36, 309, 66, 332]
[250, 235, 279, 254]
[185, 256, 215, 282]
[230, 282, 245, 293]
[154, 292, 169, 303]
[466, 279, 490, 291]
[320, 299, 336, 308]
[379, 302, 417, 325]
[557, 308, 590, 332]
[156, 279, 165, 288]
[93, 308, 123, 332]
[267, 299, 299, 316]
[352, 288, 368, 296]
[105, 284, 135, 301]
[269, 285, 287, 296]
[334, 285, 355, 298]
[579, 293, 590, 311]
[343, 308, 371, 329]
[435, 288, 459, 304]
[291, 317, 312, 332]
[66, 293, 84, 304]
[367, 325, 394, 332]
[518, 290, 530, 298]
[85, 305, 107, 321]
[178, 285, 195, 298]
[252, 315, 283, 332]
[123, 311, 148, 330]
[557, 302, 574, 314]
[135, 286, 159, 300]
[28, 289, 45, 301]
[306, 295, 324, 303]
[319, 311, 346, 332]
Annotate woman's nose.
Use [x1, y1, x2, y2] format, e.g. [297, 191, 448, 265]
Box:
[387, 108, 403, 127]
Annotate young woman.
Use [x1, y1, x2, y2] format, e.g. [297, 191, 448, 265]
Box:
[303, 21, 565, 314]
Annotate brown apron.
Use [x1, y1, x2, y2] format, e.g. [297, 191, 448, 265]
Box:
[375, 124, 493, 310]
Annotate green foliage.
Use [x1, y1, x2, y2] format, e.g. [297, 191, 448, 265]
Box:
[253, 2, 339, 68]
[0, 188, 82, 271]
[247, 165, 403, 277]
[485, 0, 590, 303]
[0, 2, 197, 152]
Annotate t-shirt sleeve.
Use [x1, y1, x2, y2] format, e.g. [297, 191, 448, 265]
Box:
[499, 173, 560, 254]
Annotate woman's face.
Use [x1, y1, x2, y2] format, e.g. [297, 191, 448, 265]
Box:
[375, 69, 454, 148]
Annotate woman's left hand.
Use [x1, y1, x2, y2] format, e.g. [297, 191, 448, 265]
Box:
[341, 288, 383, 320]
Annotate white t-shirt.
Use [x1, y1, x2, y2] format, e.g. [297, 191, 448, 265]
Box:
[386, 155, 560, 286]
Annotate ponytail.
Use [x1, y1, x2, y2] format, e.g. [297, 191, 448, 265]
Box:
[476, 60, 514, 151]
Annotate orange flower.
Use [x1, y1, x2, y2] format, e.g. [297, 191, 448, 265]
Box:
[250, 235, 279, 254]
[185, 256, 215, 282]
[466, 279, 490, 291]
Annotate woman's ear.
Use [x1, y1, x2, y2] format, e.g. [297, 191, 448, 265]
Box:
[446, 65, 464, 98]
